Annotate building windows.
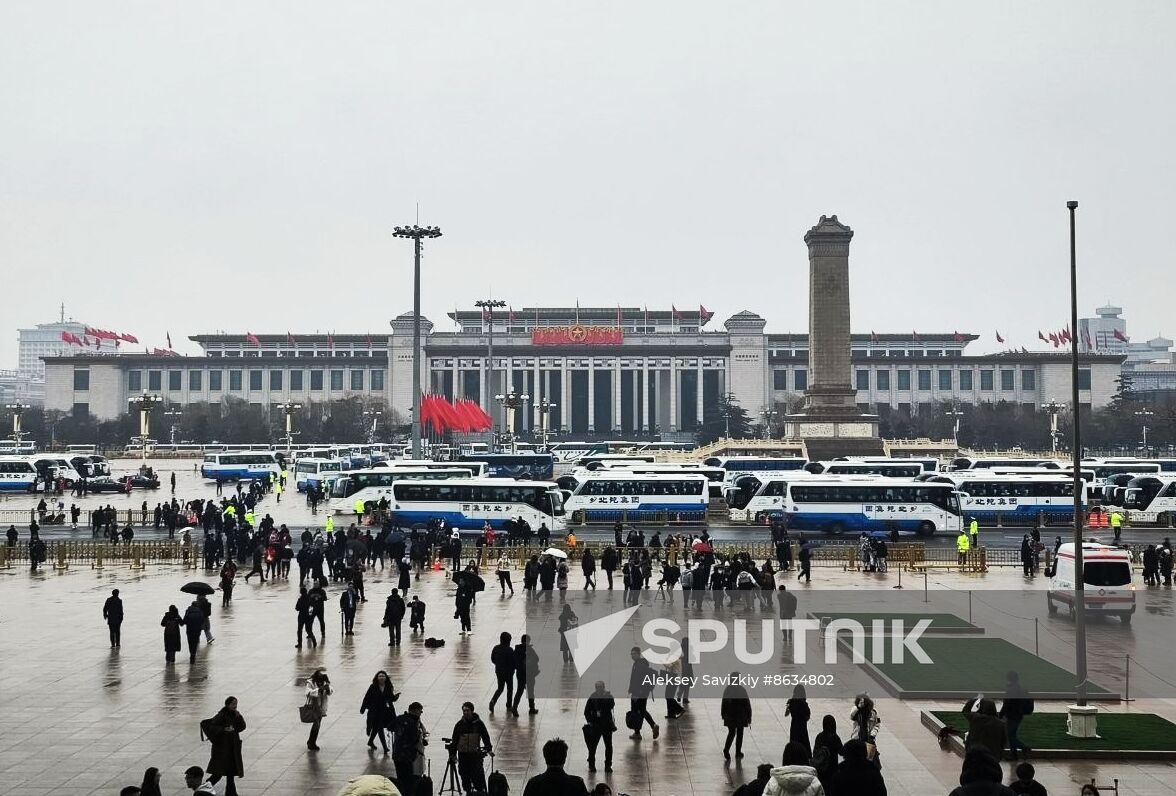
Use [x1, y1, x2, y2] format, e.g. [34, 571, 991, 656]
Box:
[1000, 369, 1015, 391]
[310, 370, 324, 391]
[209, 370, 222, 391]
[270, 370, 283, 391]
[917, 369, 931, 391]
[897, 370, 911, 391]
[793, 369, 807, 391]
[290, 370, 303, 391]
[773, 369, 788, 391]
[938, 370, 952, 391]
[980, 370, 994, 391]
[72, 402, 89, 417]
[128, 370, 142, 392]
[249, 370, 263, 391]
[168, 370, 182, 392]
[72, 369, 90, 391]
[959, 370, 973, 391]
[876, 370, 890, 390]
[148, 370, 162, 391]
[370, 370, 384, 391]
[330, 370, 344, 391]
[855, 370, 870, 391]
[1022, 370, 1036, 391]
[350, 370, 364, 391]
[1078, 368, 1092, 390]
[229, 370, 243, 392]
[189, 370, 203, 392]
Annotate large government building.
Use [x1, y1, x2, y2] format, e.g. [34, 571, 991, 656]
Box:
[43, 307, 1126, 436]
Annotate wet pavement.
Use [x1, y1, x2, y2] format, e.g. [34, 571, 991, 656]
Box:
[3, 548, 1176, 794]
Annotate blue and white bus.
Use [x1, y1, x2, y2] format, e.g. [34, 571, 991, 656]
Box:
[563, 473, 709, 522]
[703, 456, 809, 485]
[806, 460, 925, 478]
[294, 458, 344, 492]
[200, 451, 282, 482]
[389, 478, 567, 532]
[727, 473, 884, 523]
[331, 467, 474, 512]
[949, 457, 1064, 471]
[0, 457, 39, 492]
[567, 462, 727, 498]
[935, 473, 1084, 524]
[379, 459, 487, 477]
[1123, 475, 1176, 524]
[459, 452, 556, 480]
[784, 479, 962, 536]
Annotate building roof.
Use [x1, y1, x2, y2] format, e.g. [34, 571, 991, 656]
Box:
[189, 334, 381, 344]
[42, 353, 388, 365]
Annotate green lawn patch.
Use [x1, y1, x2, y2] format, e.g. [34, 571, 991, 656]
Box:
[810, 611, 979, 631]
[852, 636, 1115, 699]
[932, 711, 1176, 753]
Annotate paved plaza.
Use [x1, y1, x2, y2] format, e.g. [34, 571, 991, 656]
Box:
[4, 547, 1176, 795]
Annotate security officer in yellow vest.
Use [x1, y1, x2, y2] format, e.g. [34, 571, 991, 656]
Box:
[969, 517, 979, 549]
[956, 528, 971, 566]
[1110, 510, 1123, 543]
[325, 515, 335, 536]
[354, 498, 366, 518]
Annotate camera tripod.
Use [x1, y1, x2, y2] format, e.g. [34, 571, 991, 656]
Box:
[438, 747, 461, 794]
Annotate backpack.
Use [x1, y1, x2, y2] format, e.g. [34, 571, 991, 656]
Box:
[487, 770, 509, 795]
[624, 709, 641, 731]
[424, 637, 445, 648]
[199, 716, 219, 742]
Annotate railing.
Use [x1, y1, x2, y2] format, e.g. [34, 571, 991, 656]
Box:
[570, 509, 707, 527]
[0, 540, 201, 570]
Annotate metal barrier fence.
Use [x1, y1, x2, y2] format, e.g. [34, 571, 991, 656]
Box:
[0, 540, 200, 571]
[0, 508, 163, 528]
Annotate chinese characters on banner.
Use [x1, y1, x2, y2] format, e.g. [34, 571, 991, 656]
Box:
[531, 326, 624, 346]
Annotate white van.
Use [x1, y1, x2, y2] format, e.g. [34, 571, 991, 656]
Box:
[1047, 542, 1135, 624]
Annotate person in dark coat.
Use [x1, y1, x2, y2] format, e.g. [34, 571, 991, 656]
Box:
[828, 738, 887, 796]
[720, 674, 752, 759]
[450, 702, 493, 794]
[454, 582, 474, 634]
[600, 546, 618, 589]
[538, 557, 557, 591]
[512, 634, 539, 715]
[359, 670, 398, 752]
[204, 696, 246, 796]
[392, 702, 427, 791]
[488, 631, 516, 715]
[295, 587, 317, 649]
[785, 684, 812, 758]
[103, 588, 124, 647]
[523, 555, 540, 597]
[183, 600, 205, 663]
[397, 557, 411, 593]
[1020, 535, 1035, 577]
[340, 585, 359, 636]
[581, 548, 597, 589]
[408, 595, 426, 633]
[161, 605, 183, 663]
[811, 714, 844, 789]
[1000, 671, 1034, 759]
[383, 589, 406, 647]
[948, 749, 1016, 796]
[733, 763, 773, 796]
[521, 738, 589, 796]
[583, 680, 615, 773]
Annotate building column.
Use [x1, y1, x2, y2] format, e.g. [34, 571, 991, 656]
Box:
[451, 361, 460, 399]
[560, 359, 571, 432]
[479, 357, 487, 408]
[613, 361, 623, 432]
[632, 369, 640, 434]
[696, 361, 704, 429]
[587, 358, 596, 432]
[642, 360, 650, 433]
[669, 360, 679, 432]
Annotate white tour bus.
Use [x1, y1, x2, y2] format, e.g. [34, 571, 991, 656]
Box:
[1122, 475, 1176, 524]
[590, 461, 727, 497]
[934, 473, 1084, 524]
[563, 472, 709, 522]
[783, 478, 962, 536]
[200, 451, 282, 482]
[294, 458, 345, 492]
[1079, 460, 1163, 503]
[1048, 542, 1134, 623]
[0, 457, 39, 492]
[331, 467, 474, 512]
[29, 455, 84, 486]
[388, 477, 567, 532]
[949, 457, 1064, 471]
[806, 460, 925, 478]
[726, 473, 884, 523]
[374, 459, 487, 477]
[703, 456, 810, 486]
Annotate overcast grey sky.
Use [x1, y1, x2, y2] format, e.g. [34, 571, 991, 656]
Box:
[2, 2, 1173, 364]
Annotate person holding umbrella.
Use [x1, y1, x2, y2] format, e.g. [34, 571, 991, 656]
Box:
[454, 577, 475, 635]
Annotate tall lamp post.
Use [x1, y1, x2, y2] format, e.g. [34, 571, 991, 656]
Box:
[163, 408, 183, 447]
[1043, 401, 1062, 454]
[536, 397, 558, 450]
[945, 406, 965, 447]
[759, 406, 777, 440]
[4, 402, 27, 445]
[1066, 200, 1095, 736]
[364, 409, 383, 444]
[720, 392, 737, 439]
[495, 390, 530, 454]
[1135, 408, 1154, 454]
[129, 393, 162, 468]
[393, 223, 443, 460]
[277, 401, 302, 455]
[476, 298, 507, 449]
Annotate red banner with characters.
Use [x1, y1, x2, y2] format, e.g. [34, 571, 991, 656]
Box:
[531, 326, 624, 346]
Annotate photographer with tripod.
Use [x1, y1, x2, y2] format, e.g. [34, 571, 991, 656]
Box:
[448, 701, 493, 793]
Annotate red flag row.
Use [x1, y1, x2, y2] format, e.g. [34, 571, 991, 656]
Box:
[419, 395, 492, 435]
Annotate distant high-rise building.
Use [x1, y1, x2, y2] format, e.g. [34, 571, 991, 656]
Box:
[1078, 304, 1127, 355]
[18, 319, 88, 378]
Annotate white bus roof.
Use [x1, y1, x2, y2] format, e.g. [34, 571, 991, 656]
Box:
[394, 477, 557, 488]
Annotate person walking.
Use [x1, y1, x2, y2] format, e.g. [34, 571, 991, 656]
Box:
[219, 561, 236, 608]
[811, 715, 844, 791]
[558, 604, 578, 664]
[627, 646, 659, 740]
[183, 600, 205, 663]
[767, 742, 824, 796]
[295, 586, 318, 649]
[721, 673, 752, 760]
[496, 553, 514, 596]
[103, 588, 124, 648]
[203, 696, 246, 796]
[601, 546, 618, 590]
[450, 701, 493, 794]
[304, 668, 331, 751]
[1000, 671, 1034, 759]
[383, 589, 406, 647]
[197, 593, 214, 643]
[309, 579, 329, 641]
[392, 702, 427, 790]
[582, 547, 597, 589]
[340, 584, 359, 636]
[828, 738, 886, 796]
[455, 581, 474, 635]
[161, 605, 184, 664]
[397, 556, 411, 594]
[521, 738, 590, 796]
[243, 543, 266, 583]
[797, 539, 811, 583]
[786, 684, 812, 758]
[511, 634, 539, 715]
[488, 631, 517, 715]
[360, 670, 398, 752]
[584, 680, 616, 773]
[408, 595, 426, 634]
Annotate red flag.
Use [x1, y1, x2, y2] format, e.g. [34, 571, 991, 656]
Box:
[60, 331, 71, 343]
[912, 331, 920, 342]
[482, 307, 491, 323]
[1049, 332, 1059, 347]
[366, 333, 373, 348]
[1060, 327, 1070, 344]
[672, 305, 680, 323]
[953, 331, 965, 342]
[1038, 331, 1047, 343]
[245, 332, 261, 347]
[166, 332, 173, 349]
[120, 332, 139, 344]
[1113, 328, 1128, 343]
[870, 331, 879, 343]
[326, 332, 335, 349]
[699, 305, 714, 324]
[995, 331, 1005, 344]
[1084, 329, 1094, 349]
[508, 307, 516, 326]
[287, 331, 296, 346]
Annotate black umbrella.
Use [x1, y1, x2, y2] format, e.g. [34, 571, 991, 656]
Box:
[346, 539, 368, 557]
[457, 571, 486, 592]
[181, 581, 215, 596]
[281, 547, 294, 560]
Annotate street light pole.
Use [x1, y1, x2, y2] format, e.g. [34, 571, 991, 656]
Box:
[364, 409, 383, 444]
[537, 398, 557, 450]
[495, 391, 530, 454]
[945, 406, 965, 447]
[163, 409, 183, 447]
[1044, 401, 1061, 453]
[1135, 408, 1154, 453]
[393, 224, 443, 460]
[129, 393, 162, 469]
[277, 401, 302, 455]
[476, 298, 507, 450]
[4, 402, 27, 445]
[1067, 200, 1092, 722]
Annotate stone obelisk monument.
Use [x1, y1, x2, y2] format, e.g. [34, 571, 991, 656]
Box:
[785, 215, 883, 457]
